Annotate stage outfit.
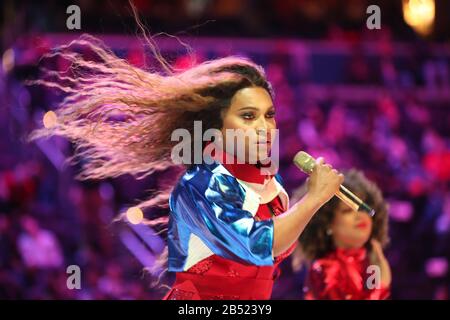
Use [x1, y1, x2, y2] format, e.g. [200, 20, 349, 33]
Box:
[164, 150, 295, 300]
[304, 247, 390, 300]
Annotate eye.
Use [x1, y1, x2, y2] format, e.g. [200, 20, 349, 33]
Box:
[266, 110, 276, 118]
[241, 112, 255, 120]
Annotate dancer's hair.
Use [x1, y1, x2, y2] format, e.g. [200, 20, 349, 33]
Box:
[293, 169, 389, 261]
[28, 3, 273, 278]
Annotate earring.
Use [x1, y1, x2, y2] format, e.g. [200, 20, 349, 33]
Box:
[326, 228, 333, 236]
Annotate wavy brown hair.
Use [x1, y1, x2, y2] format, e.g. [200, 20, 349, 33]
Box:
[28, 34, 273, 282]
[293, 169, 389, 261]
[29, 33, 273, 208]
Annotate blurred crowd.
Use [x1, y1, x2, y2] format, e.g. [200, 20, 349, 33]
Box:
[1, 0, 449, 300]
[2, 0, 450, 45]
[0, 160, 163, 299]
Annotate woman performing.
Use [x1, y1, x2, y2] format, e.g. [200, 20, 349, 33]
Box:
[293, 169, 391, 300]
[29, 31, 344, 299]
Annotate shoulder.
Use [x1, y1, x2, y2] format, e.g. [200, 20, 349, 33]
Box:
[170, 163, 245, 209]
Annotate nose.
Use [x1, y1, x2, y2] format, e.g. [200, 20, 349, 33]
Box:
[255, 118, 269, 136]
[255, 114, 269, 130]
[355, 210, 369, 221]
[256, 128, 269, 143]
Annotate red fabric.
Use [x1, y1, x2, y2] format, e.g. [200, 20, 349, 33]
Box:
[210, 143, 276, 184]
[164, 257, 275, 300]
[256, 196, 284, 220]
[221, 159, 274, 184]
[304, 248, 390, 300]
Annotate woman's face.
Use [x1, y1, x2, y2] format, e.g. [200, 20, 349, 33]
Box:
[330, 200, 373, 249]
[220, 86, 276, 163]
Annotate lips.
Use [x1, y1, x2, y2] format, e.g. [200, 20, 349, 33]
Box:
[356, 222, 368, 229]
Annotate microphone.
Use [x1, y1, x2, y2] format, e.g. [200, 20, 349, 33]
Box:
[293, 151, 375, 217]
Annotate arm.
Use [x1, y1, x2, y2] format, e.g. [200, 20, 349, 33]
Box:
[369, 239, 392, 288]
[366, 239, 391, 300]
[273, 157, 344, 256]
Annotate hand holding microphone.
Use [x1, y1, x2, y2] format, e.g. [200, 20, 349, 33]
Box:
[293, 151, 376, 216]
[303, 156, 344, 205]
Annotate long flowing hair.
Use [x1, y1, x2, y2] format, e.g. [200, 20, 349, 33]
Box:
[28, 6, 273, 280]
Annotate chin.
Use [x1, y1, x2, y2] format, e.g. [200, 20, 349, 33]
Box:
[257, 154, 271, 164]
[345, 236, 370, 249]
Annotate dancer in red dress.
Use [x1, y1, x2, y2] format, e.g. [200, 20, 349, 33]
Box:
[293, 169, 391, 300]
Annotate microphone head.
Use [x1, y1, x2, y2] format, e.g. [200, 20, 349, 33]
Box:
[359, 201, 376, 217]
[293, 151, 316, 174]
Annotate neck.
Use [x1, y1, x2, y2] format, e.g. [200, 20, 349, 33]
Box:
[208, 144, 277, 184]
[334, 241, 365, 251]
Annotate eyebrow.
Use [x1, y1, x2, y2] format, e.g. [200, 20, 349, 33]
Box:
[238, 106, 274, 112]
